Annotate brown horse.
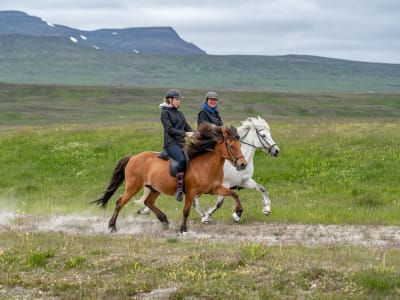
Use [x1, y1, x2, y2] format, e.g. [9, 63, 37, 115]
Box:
[91, 123, 247, 233]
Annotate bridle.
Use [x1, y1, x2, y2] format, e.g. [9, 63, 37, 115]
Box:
[223, 137, 245, 165]
[240, 127, 276, 152]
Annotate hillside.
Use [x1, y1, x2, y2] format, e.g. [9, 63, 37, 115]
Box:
[1, 38, 400, 93]
[1, 11, 400, 93]
[0, 10, 205, 54]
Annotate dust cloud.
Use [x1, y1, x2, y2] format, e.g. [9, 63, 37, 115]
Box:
[1, 212, 399, 248]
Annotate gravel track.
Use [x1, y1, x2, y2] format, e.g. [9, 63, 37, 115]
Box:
[1, 212, 399, 248]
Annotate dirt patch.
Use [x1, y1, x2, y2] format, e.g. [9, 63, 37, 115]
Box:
[1, 212, 399, 248]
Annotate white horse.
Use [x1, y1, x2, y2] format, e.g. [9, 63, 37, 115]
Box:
[136, 116, 280, 223]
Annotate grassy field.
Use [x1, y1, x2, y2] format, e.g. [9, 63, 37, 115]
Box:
[1, 83, 400, 126]
[1, 231, 399, 299]
[1, 84, 400, 298]
[1, 120, 399, 225]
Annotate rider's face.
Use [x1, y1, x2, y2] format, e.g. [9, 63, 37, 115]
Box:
[171, 97, 181, 108]
[207, 98, 218, 108]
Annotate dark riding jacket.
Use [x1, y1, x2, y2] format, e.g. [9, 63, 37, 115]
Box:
[161, 106, 193, 148]
[197, 109, 223, 127]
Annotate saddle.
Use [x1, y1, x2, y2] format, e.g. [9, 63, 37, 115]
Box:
[158, 149, 189, 177]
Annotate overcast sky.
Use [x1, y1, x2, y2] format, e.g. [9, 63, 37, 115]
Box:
[1, 0, 400, 64]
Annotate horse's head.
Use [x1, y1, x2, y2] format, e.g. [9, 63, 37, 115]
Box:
[186, 123, 247, 170]
[221, 125, 247, 170]
[239, 116, 280, 157]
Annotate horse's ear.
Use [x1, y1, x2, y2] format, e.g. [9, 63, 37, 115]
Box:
[242, 117, 251, 126]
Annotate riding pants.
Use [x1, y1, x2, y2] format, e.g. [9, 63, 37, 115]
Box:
[165, 143, 186, 172]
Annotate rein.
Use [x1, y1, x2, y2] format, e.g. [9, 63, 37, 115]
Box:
[240, 139, 257, 148]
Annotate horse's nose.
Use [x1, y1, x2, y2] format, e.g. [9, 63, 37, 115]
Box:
[271, 147, 280, 157]
[237, 161, 247, 170]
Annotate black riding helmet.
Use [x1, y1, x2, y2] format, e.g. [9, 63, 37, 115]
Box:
[165, 89, 182, 99]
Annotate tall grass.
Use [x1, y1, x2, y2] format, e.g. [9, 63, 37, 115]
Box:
[1, 120, 399, 225]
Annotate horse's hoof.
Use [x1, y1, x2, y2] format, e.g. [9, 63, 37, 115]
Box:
[109, 226, 117, 233]
[161, 222, 169, 230]
[263, 206, 271, 216]
[232, 212, 241, 223]
[201, 216, 211, 224]
[137, 207, 150, 215]
[180, 230, 191, 236]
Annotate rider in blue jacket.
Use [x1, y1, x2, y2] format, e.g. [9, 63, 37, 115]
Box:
[197, 91, 223, 127]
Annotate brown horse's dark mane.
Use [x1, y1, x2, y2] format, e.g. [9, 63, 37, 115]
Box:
[185, 123, 239, 159]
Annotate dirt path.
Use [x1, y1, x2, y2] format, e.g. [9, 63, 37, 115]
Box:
[1, 212, 399, 248]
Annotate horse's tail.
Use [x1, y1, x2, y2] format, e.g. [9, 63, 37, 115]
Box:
[91, 155, 131, 208]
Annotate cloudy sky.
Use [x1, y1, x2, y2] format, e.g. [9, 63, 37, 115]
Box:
[1, 0, 400, 64]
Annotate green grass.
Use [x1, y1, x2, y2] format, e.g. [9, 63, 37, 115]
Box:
[1, 232, 399, 299]
[1, 120, 399, 225]
[1, 84, 400, 298]
[1, 83, 400, 126]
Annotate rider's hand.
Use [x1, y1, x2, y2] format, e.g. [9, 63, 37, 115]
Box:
[186, 132, 195, 138]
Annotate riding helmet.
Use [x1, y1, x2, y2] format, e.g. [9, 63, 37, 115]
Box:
[165, 89, 182, 99]
[204, 91, 218, 102]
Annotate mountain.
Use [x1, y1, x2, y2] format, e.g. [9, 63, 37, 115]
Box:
[1, 10, 400, 93]
[0, 10, 205, 54]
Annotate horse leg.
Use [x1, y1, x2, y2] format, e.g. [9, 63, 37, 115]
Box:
[201, 195, 226, 224]
[136, 187, 151, 215]
[192, 195, 206, 218]
[144, 190, 169, 229]
[180, 192, 197, 233]
[242, 178, 272, 216]
[217, 186, 243, 223]
[230, 191, 243, 223]
[213, 186, 243, 223]
[109, 183, 142, 232]
[256, 182, 271, 216]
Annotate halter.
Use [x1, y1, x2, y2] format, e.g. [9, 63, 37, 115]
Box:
[240, 127, 276, 152]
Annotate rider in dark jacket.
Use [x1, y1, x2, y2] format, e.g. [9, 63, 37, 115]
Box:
[160, 89, 194, 201]
[197, 91, 223, 127]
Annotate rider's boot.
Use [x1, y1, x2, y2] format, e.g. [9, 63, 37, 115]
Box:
[175, 172, 184, 201]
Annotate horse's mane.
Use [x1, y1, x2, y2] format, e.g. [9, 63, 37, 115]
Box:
[185, 123, 239, 159]
[237, 116, 270, 137]
[240, 116, 269, 129]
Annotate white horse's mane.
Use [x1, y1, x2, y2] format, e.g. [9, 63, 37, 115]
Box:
[239, 116, 270, 131]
